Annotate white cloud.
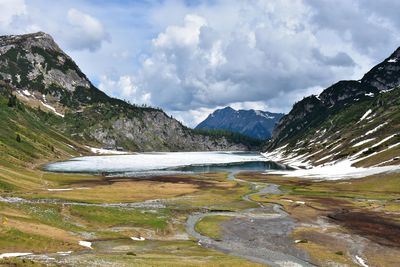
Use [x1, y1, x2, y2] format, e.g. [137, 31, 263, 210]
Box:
[63, 8, 110, 51]
[153, 14, 206, 48]
[130, 1, 358, 116]
[169, 107, 216, 127]
[0, 0, 27, 32]
[230, 101, 270, 111]
[98, 75, 151, 104]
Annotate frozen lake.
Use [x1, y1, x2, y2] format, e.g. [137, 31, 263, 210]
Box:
[45, 151, 288, 176]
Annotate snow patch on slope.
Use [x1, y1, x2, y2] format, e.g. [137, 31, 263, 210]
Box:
[358, 109, 372, 123]
[79, 241, 92, 249]
[362, 122, 388, 137]
[263, 133, 400, 180]
[85, 146, 129, 155]
[352, 138, 375, 147]
[265, 158, 400, 180]
[40, 101, 64, 118]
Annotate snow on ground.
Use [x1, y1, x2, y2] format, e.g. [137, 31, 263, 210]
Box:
[56, 251, 72, 255]
[79, 241, 92, 249]
[314, 154, 332, 163]
[46, 151, 269, 174]
[86, 146, 129, 155]
[40, 101, 64, 118]
[328, 143, 342, 152]
[262, 145, 312, 169]
[0, 253, 32, 259]
[263, 140, 400, 180]
[47, 187, 89, 192]
[22, 90, 31, 96]
[47, 188, 73, 192]
[352, 138, 376, 147]
[265, 159, 400, 180]
[365, 92, 375, 97]
[369, 134, 396, 149]
[130, 237, 145, 241]
[358, 109, 372, 123]
[355, 255, 369, 267]
[353, 139, 400, 164]
[362, 122, 388, 137]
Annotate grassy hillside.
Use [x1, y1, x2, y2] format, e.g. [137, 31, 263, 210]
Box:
[0, 85, 89, 191]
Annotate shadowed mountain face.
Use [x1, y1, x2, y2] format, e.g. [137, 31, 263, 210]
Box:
[0, 32, 249, 152]
[196, 107, 284, 140]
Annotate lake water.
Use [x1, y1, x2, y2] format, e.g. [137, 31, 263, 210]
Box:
[45, 151, 290, 176]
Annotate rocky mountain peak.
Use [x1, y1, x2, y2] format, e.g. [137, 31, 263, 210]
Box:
[0, 31, 62, 53]
[387, 46, 400, 61]
[361, 46, 400, 91]
[196, 106, 284, 140]
[0, 31, 96, 114]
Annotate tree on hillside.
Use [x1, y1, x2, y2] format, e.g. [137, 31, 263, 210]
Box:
[7, 95, 17, 107]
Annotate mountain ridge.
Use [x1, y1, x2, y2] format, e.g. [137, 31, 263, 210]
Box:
[265, 45, 400, 168]
[196, 106, 284, 140]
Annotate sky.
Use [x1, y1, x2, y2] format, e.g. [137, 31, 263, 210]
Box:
[1, 0, 400, 127]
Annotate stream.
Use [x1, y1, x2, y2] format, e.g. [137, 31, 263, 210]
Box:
[186, 174, 316, 267]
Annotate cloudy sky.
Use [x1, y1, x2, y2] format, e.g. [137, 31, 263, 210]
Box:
[1, 0, 400, 126]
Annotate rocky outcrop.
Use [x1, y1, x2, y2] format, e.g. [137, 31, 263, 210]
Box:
[84, 110, 248, 151]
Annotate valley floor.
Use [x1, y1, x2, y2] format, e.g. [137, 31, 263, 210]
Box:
[1, 161, 400, 267]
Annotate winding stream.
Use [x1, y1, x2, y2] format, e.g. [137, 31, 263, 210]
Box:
[186, 174, 316, 267]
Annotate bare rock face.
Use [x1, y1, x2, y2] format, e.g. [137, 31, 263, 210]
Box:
[0, 32, 90, 93]
[0, 32, 249, 152]
[69, 106, 248, 151]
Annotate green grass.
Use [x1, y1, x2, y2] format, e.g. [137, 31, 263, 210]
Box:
[0, 228, 76, 253]
[70, 206, 169, 230]
[195, 215, 232, 239]
[18, 203, 82, 232]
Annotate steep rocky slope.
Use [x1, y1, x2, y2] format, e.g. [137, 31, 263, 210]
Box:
[0, 32, 248, 152]
[265, 47, 400, 167]
[196, 107, 284, 140]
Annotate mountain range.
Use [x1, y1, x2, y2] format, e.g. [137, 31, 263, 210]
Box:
[265, 46, 400, 168]
[0, 31, 250, 167]
[3, 31, 400, 169]
[196, 107, 284, 140]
